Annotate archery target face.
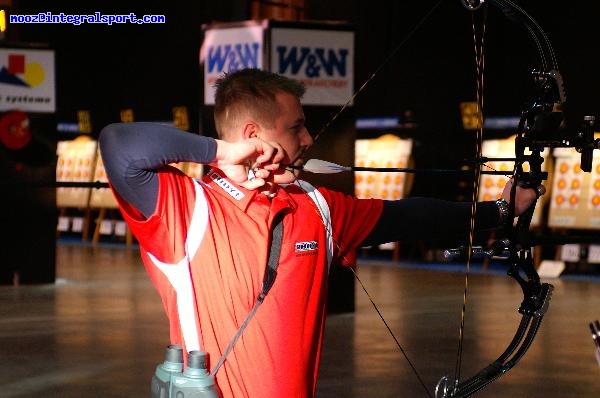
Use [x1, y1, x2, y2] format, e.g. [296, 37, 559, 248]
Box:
[89, 148, 119, 209]
[548, 146, 600, 229]
[56, 137, 97, 208]
[354, 135, 412, 200]
[551, 157, 583, 210]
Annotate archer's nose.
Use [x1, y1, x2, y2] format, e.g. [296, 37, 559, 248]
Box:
[299, 127, 313, 148]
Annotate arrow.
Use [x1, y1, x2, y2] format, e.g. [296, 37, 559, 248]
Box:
[288, 158, 511, 176]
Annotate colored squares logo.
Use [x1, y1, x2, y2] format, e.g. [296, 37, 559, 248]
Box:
[1, 53, 46, 87]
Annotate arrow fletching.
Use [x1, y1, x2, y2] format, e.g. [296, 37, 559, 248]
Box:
[301, 159, 352, 174]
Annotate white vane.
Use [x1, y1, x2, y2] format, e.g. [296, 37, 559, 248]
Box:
[301, 159, 352, 174]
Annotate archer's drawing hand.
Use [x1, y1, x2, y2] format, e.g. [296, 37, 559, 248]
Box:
[213, 138, 284, 190]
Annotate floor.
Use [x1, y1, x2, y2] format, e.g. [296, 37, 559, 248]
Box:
[1, 243, 600, 397]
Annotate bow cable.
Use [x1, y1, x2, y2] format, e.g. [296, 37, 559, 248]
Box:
[291, 180, 434, 398]
[287, 1, 519, 397]
[450, 5, 488, 392]
[288, 3, 452, 396]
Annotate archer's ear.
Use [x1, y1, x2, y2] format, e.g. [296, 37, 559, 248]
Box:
[241, 122, 258, 139]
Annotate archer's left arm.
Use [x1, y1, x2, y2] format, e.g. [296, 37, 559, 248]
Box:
[361, 198, 502, 247]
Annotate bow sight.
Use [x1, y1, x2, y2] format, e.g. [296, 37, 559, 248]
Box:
[517, 68, 597, 174]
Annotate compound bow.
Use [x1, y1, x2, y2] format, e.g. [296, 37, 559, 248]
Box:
[299, 1, 598, 396]
[435, 0, 597, 396]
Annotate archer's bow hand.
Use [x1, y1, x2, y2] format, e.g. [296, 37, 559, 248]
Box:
[501, 178, 545, 217]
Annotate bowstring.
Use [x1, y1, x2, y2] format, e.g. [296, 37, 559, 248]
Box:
[312, 0, 447, 143]
[298, 1, 477, 397]
[452, 6, 488, 390]
[295, 182, 434, 398]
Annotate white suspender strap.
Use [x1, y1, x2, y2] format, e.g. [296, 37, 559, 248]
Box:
[293, 180, 333, 269]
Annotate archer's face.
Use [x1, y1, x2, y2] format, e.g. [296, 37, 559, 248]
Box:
[257, 92, 313, 184]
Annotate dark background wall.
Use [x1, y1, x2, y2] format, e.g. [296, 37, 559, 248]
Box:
[7, 2, 597, 131]
[7, 0, 597, 198]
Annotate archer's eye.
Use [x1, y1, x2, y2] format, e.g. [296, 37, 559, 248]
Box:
[291, 123, 304, 135]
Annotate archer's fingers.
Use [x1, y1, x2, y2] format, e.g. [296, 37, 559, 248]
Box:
[240, 177, 267, 190]
[253, 141, 285, 170]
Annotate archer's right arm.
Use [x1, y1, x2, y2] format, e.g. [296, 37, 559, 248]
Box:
[99, 122, 217, 218]
[99, 122, 283, 218]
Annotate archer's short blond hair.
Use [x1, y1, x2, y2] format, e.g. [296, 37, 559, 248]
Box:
[213, 68, 306, 139]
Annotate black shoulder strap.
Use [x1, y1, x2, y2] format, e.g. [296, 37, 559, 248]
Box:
[211, 212, 285, 375]
[258, 212, 284, 303]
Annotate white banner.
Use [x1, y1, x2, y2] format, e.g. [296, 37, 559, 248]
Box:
[0, 48, 56, 113]
[201, 23, 265, 105]
[270, 28, 354, 106]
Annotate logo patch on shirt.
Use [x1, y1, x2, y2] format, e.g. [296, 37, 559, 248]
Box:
[295, 240, 318, 253]
[209, 170, 245, 201]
